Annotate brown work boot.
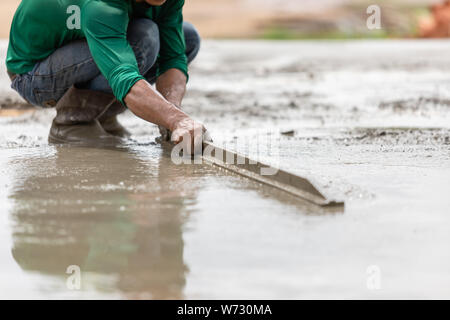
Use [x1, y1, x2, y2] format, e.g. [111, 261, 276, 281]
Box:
[48, 86, 125, 146]
[49, 119, 124, 146]
[97, 101, 131, 137]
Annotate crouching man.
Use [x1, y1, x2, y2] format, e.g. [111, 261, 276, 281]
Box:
[6, 0, 207, 147]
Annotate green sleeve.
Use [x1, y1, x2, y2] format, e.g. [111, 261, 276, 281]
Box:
[81, 0, 144, 105]
[155, 0, 188, 80]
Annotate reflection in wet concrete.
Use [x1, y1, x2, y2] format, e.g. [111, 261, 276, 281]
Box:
[8, 145, 205, 299]
[2, 140, 323, 299]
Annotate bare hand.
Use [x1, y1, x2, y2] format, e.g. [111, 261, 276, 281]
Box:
[170, 117, 211, 154]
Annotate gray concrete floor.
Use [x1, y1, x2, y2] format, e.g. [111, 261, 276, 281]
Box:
[0, 40, 449, 299]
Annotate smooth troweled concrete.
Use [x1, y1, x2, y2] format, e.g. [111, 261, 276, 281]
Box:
[0, 40, 449, 299]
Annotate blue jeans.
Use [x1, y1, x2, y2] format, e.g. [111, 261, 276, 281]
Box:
[10, 20, 201, 108]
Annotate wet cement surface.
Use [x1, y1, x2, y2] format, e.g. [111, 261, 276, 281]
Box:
[1, 40, 450, 298]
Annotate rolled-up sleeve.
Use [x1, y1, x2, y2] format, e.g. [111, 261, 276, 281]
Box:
[155, 0, 188, 80]
[81, 0, 144, 104]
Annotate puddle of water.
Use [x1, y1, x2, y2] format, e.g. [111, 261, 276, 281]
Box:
[0, 143, 321, 299]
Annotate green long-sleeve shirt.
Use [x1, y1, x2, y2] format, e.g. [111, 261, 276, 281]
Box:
[6, 0, 187, 104]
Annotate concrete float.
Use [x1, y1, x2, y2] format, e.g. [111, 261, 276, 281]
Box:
[201, 141, 344, 209]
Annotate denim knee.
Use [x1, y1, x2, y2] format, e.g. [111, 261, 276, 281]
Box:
[127, 19, 160, 75]
[183, 22, 201, 63]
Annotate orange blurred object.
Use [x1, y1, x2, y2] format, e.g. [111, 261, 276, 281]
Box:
[420, 0, 450, 38]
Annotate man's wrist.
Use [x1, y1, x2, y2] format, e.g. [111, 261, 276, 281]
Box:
[156, 69, 186, 107]
[166, 105, 188, 132]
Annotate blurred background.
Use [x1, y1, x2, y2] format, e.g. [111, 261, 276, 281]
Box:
[1, 1, 450, 300]
[1, 0, 450, 39]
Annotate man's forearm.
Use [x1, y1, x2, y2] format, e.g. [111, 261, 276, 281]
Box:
[124, 79, 187, 131]
[156, 68, 187, 107]
[124, 73, 207, 147]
